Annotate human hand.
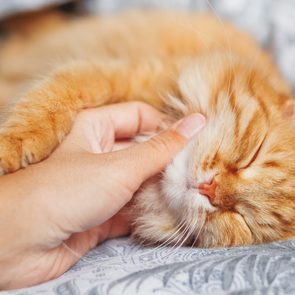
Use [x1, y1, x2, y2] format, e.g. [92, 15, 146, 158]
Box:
[0, 102, 205, 289]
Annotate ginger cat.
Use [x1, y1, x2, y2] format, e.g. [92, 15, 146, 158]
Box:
[0, 11, 294, 248]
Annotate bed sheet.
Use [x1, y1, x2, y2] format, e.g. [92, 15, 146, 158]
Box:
[5, 237, 295, 295]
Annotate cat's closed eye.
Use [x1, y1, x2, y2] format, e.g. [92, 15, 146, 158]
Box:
[239, 135, 266, 170]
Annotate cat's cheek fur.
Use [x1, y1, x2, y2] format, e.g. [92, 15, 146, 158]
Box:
[198, 212, 253, 248]
[131, 180, 182, 246]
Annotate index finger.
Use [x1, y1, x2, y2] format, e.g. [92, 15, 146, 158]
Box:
[88, 101, 172, 138]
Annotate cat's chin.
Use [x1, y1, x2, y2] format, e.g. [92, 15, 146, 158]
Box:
[131, 175, 217, 246]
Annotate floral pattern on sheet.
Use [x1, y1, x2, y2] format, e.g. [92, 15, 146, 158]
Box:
[5, 237, 295, 295]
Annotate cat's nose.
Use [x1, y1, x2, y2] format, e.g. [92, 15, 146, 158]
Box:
[198, 180, 217, 202]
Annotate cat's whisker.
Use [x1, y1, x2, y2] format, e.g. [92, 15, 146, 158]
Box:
[151, 218, 187, 250]
[134, 218, 191, 265]
[191, 208, 206, 248]
[159, 212, 200, 262]
[134, 217, 188, 261]
[160, 222, 191, 259]
[169, 209, 196, 249]
[186, 208, 201, 244]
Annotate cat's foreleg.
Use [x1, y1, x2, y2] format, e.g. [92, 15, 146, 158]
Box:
[0, 59, 169, 174]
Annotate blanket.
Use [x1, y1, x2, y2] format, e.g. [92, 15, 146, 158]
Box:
[5, 237, 295, 295]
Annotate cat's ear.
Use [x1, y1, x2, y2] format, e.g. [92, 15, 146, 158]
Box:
[283, 100, 295, 118]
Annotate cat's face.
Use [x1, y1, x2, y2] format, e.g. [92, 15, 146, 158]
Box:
[132, 52, 295, 248]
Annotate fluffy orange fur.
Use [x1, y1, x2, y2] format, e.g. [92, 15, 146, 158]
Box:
[0, 11, 294, 248]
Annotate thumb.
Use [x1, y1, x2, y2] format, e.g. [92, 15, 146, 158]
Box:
[109, 113, 206, 190]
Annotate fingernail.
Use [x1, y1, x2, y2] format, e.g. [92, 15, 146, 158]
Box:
[173, 113, 206, 139]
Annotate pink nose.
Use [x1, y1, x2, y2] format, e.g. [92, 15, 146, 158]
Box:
[198, 180, 217, 202]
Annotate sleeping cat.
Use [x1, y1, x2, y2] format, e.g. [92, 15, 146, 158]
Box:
[0, 11, 294, 248]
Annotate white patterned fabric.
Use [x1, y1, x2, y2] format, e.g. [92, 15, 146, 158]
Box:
[4, 237, 295, 295]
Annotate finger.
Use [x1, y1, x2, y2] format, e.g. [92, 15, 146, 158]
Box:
[104, 113, 206, 192]
[63, 102, 170, 154]
[84, 101, 170, 139]
[56, 213, 130, 279]
[107, 212, 131, 238]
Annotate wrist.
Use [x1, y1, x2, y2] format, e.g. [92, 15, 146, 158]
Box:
[0, 171, 56, 289]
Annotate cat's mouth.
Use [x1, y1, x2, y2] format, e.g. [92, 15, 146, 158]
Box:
[161, 178, 217, 215]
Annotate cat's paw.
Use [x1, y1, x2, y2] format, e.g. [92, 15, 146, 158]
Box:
[0, 135, 23, 175]
[0, 133, 47, 175]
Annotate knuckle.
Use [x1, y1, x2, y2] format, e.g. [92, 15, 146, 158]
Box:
[129, 101, 148, 108]
[146, 132, 175, 153]
[76, 110, 91, 120]
[129, 101, 153, 113]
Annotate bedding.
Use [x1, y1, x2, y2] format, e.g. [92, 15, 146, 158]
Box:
[4, 237, 295, 295]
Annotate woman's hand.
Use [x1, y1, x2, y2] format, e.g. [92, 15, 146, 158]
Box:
[0, 102, 205, 289]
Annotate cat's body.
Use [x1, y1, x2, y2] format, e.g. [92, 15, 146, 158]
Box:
[0, 11, 294, 247]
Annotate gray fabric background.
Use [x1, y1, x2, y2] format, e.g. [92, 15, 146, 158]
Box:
[0, 0, 71, 18]
[1, 0, 294, 91]
[1, 1, 295, 294]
